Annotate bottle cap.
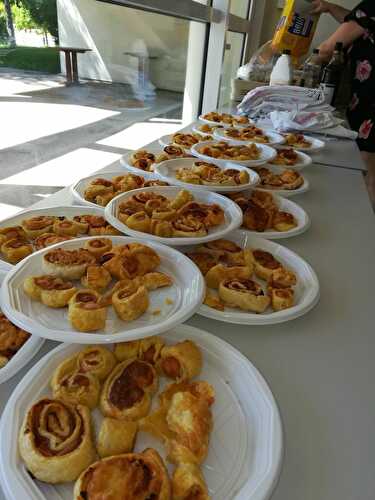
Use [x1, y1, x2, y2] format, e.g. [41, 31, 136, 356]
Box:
[334, 42, 343, 51]
[283, 49, 291, 55]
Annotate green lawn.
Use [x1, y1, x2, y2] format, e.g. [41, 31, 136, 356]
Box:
[0, 46, 60, 73]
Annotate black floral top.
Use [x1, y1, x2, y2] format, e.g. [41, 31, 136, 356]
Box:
[345, 1, 375, 151]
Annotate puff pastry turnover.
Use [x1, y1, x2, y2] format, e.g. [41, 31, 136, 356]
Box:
[158, 340, 202, 382]
[97, 418, 138, 458]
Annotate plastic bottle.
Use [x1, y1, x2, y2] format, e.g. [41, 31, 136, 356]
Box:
[270, 49, 293, 86]
[320, 42, 345, 105]
[301, 48, 322, 88]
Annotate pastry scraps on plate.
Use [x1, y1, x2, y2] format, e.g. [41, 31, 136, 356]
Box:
[202, 111, 250, 126]
[269, 148, 300, 166]
[0, 214, 120, 264]
[22, 241, 174, 333]
[229, 190, 298, 233]
[253, 166, 304, 190]
[0, 310, 30, 368]
[197, 141, 261, 161]
[117, 189, 225, 238]
[175, 161, 250, 187]
[83, 173, 169, 207]
[168, 132, 211, 149]
[128, 146, 191, 172]
[187, 239, 297, 314]
[284, 133, 312, 149]
[223, 126, 271, 143]
[18, 338, 213, 499]
[196, 123, 224, 134]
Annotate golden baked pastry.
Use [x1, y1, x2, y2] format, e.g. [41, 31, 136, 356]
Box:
[254, 166, 304, 190]
[34, 233, 72, 250]
[0, 310, 30, 366]
[68, 290, 107, 332]
[269, 287, 294, 311]
[252, 249, 283, 280]
[100, 359, 158, 420]
[83, 237, 112, 259]
[197, 141, 260, 161]
[84, 178, 114, 202]
[97, 418, 138, 458]
[1, 238, 33, 263]
[21, 215, 55, 238]
[112, 282, 149, 321]
[273, 211, 297, 232]
[185, 251, 218, 275]
[205, 262, 253, 289]
[114, 336, 165, 365]
[202, 111, 249, 126]
[73, 448, 171, 500]
[197, 239, 246, 266]
[158, 340, 202, 382]
[50, 354, 101, 409]
[19, 398, 96, 483]
[197, 123, 223, 134]
[203, 289, 225, 311]
[270, 148, 299, 166]
[81, 264, 112, 291]
[43, 247, 96, 279]
[126, 211, 151, 232]
[129, 149, 157, 171]
[268, 268, 297, 289]
[73, 214, 119, 236]
[53, 218, 82, 237]
[172, 217, 207, 238]
[218, 278, 270, 313]
[243, 201, 274, 232]
[171, 132, 208, 149]
[23, 275, 76, 307]
[284, 133, 311, 148]
[77, 346, 117, 380]
[172, 463, 210, 500]
[155, 145, 189, 163]
[133, 271, 173, 291]
[224, 125, 270, 143]
[0, 225, 27, 245]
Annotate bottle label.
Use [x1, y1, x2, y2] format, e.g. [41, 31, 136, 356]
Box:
[320, 83, 335, 104]
[288, 13, 314, 37]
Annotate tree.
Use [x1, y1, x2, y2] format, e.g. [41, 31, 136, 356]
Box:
[19, 0, 58, 43]
[2, 0, 16, 46]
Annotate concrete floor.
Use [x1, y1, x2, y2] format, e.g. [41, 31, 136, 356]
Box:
[0, 68, 183, 218]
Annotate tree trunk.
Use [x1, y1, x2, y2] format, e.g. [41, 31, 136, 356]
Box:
[3, 0, 16, 47]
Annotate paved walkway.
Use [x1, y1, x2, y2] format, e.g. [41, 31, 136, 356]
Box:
[0, 68, 182, 218]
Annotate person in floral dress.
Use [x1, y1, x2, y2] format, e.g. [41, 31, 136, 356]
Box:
[312, 0, 375, 206]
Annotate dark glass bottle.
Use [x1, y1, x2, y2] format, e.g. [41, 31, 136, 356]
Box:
[320, 42, 345, 105]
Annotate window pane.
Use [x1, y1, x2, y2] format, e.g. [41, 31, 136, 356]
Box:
[230, 0, 249, 18]
[218, 32, 245, 107]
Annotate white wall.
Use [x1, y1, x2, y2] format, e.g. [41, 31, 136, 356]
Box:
[57, 0, 188, 89]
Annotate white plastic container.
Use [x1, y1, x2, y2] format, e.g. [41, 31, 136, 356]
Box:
[270, 50, 293, 86]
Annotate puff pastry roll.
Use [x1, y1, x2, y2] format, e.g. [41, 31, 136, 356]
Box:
[0, 225, 27, 245]
[18, 398, 96, 483]
[158, 340, 202, 382]
[0, 311, 30, 366]
[273, 211, 297, 232]
[34, 233, 72, 250]
[81, 264, 112, 292]
[150, 219, 173, 237]
[83, 237, 112, 258]
[252, 249, 283, 281]
[77, 345, 117, 381]
[172, 217, 207, 238]
[21, 215, 55, 238]
[172, 463, 210, 500]
[23, 275, 76, 307]
[127, 242, 161, 274]
[97, 418, 138, 458]
[125, 211, 151, 233]
[100, 359, 158, 420]
[50, 354, 101, 409]
[74, 448, 171, 500]
[269, 287, 294, 311]
[268, 268, 297, 289]
[43, 248, 96, 279]
[169, 189, 193, 210]
[1, 238, 33, 264]
[219, 278, 270, 313]
[197, 239, 243, 262]
[112, 282, 149, 321]
[133, 271, 173, 291]
[68, 290, 107, 332]
[114, 336, 165, 365]
[205, 263, 253, 289]
[186, 251, 218, 276]
[53, 218, 82, 236]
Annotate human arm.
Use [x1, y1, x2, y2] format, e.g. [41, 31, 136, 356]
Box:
[310, 1, 350, 23]
[318, 21, 366, 61]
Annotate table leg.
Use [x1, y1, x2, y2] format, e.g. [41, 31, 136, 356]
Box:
[65, 51, 73, 85]
[72, 52, 79, 84]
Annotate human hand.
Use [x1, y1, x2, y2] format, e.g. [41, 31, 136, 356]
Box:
[310, 0, 331, 14]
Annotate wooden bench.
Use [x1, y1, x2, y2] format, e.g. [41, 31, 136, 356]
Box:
[58, 47, 92, 85]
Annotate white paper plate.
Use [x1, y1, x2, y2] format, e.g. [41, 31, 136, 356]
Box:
[191, 124, 218, 137]
[120, 146, 162, 175]
[266, 149, 312, 171]
[199, 113, 254, 128]
[0, 270, 44, 384]
[105, 186, 243, 246]
[154, 158, 260, 193]
[0, 206, 110, 271]
[186, 230, 319, 325]
[158, 134, 206, 151]
[191, 140, 277, 168]
[0, 324, 283, 500]
[253, 165, 309, 197]
[71, 170, 165, 208]
[213, 127, 285, 146]
[0, 236, 205, 344]
[281, 134, 325, 152]
[237, 189, 310, 239]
